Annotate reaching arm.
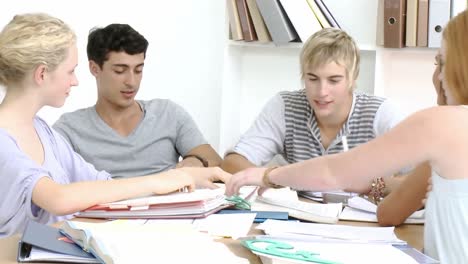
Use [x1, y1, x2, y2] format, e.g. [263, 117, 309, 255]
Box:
[32, 169, 194, 215]
[221, 153, 256, 174]
[376, 162, 430, 226]
[226, 106, 468, 196]
[32, 167, 231, 216]
[177, 144, 222, 168]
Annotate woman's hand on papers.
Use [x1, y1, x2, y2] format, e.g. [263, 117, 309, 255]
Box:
[179, 167, 232, 189]
[151, 169, 197, 194]
[225, 167, 268, 196]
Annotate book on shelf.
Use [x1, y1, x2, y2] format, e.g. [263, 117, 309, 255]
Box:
[314, 0, 341, 28]
[428, 0, 451, 48]
[306, 0, 331, 28]
[236, 0, 258, 41]
[245, 0, 272, 42]
[377, 0, 385, 46]
[417, 0, 429, 47]
[227, 0, 244, 40]
[405, 0, 418, 47]
[255, 0, 299, 45]
[279, 0, 322, 43]
[384, 0, 407, 48]
[17, 221, 98, 263]
[60, 220, 248, 264]
[76, 185, 257, 219]
[227, 0, 345, 44]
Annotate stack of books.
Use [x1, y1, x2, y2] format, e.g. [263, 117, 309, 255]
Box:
[76, 185, 257, 219]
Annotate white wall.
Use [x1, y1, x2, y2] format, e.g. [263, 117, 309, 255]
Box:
[378, 49, 438, 114]
[0, 1, 440, 156]
[0, 0, 226, 150]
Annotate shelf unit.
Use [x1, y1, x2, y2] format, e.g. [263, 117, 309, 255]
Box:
[218, 0, 437, 154]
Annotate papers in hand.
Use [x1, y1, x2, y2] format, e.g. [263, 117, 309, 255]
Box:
[339, 196, 425, 224]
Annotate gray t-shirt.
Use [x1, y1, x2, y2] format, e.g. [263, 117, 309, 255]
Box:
[0, 117, 111, 238]
[53, 99, 207, 178]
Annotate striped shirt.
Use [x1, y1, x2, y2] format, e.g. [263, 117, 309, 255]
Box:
[229, 89, 405, 166]
[282, 90, 385, 163]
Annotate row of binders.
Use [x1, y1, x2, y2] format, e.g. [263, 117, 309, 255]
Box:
[228, 0, 467, 49]
[380, 0, 467, 49]
[227, 0, 341, 45]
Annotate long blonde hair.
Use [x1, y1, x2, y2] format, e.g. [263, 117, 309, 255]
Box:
[0, 13, 76, 87]
[443, 10, 468, 104]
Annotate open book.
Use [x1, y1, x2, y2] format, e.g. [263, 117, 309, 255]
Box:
[339, 196, 425, 224]
[76, 185, 257, 219]
[251, 188, 342, 224]
[60, 221, 248, 264]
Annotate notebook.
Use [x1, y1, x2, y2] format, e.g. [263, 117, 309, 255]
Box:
[251, 188, 342, 224]
[76, 186, 257, 219]
[17, 221, 98, 263]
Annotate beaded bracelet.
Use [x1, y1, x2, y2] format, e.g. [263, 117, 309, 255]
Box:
[368, 177, 386, 204]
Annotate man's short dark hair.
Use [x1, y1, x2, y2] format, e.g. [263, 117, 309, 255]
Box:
[87, 24, 149, 68]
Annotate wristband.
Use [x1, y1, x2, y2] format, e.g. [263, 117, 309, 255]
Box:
[183, 154, 209, 167]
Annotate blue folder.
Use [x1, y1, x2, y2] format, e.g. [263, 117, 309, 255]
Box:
[217, 209, 289, 223]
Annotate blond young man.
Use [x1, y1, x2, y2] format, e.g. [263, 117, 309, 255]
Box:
[222, 28, 406, 194]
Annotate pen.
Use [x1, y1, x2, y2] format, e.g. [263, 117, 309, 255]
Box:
[342, 135, 352, 198]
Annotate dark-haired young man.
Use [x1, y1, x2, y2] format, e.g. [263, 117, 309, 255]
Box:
[53, 24, 222, 180]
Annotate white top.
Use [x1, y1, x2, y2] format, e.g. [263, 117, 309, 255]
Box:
[228, 93, 405, 166]
[424, 171, 468, 263]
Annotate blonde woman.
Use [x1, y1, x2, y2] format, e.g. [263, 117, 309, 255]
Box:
[376, 52, 447, 226]
[0, 13, 230, 238]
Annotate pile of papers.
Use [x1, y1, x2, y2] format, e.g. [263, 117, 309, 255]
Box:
[339, 196, 425, 224]
[243, 219, 428, 264]
[76, 185, 257, 219]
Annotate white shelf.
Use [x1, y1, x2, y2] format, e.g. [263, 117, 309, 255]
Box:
[228, 40, 378, 51]
[218, 0, 438, 154]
